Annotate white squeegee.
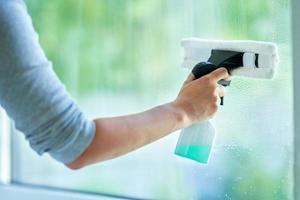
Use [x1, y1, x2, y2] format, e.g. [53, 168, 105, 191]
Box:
[181, 38, 279, 79]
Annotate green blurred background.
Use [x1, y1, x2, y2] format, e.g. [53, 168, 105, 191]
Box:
[12, 0, 293, 199]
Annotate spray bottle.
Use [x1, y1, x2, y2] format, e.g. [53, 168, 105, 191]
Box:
[175, 38, 279, 163]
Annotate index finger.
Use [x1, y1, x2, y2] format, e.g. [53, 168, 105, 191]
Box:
[209, 67, 229, 82]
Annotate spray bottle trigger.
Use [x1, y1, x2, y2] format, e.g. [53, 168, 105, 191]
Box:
[220, 97, 224, 105]
[218, 79, 231, 87]
[192, 63, 231, 106]
[217, 79, 231, 105]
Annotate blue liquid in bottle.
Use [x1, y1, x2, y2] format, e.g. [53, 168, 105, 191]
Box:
[175, 121, 215, 163]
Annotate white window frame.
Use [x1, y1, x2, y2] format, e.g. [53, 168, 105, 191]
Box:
[293, 0, 300, 199]
[0, 0, 299, 199]
[0, 184, 127, 200]
[0, 109, 11, 185]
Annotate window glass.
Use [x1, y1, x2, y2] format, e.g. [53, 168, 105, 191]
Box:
[13, 0, 292, 199]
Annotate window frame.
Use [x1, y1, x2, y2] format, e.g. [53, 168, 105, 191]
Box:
[292, 0, 300, 199]
[0, 109, 11, 185]
[0, 0, 299, 199]
[0, 183, 128, 200]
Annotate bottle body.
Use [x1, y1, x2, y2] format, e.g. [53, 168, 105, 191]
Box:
[175, 121, 215, 163]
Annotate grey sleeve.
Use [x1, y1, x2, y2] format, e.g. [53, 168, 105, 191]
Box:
[0, 0, 96, 164]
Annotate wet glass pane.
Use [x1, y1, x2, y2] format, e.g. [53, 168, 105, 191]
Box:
[13, 0, 293, 199]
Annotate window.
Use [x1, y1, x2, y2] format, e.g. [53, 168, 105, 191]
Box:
[2, 0, 293, 199]
[0, 109, 10, 185]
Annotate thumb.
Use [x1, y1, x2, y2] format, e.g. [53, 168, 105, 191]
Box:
[183, 73, 195, 85]
[209, 67, 229, 82]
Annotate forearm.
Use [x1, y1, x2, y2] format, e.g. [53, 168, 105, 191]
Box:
[67, 102, 187, 169]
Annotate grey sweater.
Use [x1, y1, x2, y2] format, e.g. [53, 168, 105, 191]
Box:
[0, 0, 95, 164]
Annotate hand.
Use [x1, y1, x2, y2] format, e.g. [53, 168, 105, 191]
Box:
[172, 67, 229, 127]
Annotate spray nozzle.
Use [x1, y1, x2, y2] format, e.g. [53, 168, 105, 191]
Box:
[191, 49, 247, 105]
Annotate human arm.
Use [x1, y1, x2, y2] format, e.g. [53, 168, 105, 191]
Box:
[0, 0, 228, 169]
[67, 69, 228, 169]
[0, 0, 95, 164]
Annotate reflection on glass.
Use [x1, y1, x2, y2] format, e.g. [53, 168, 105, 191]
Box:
[13, 0, 292, 199]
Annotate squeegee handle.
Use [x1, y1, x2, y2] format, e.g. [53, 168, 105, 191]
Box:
[192, 62, 230, 105]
